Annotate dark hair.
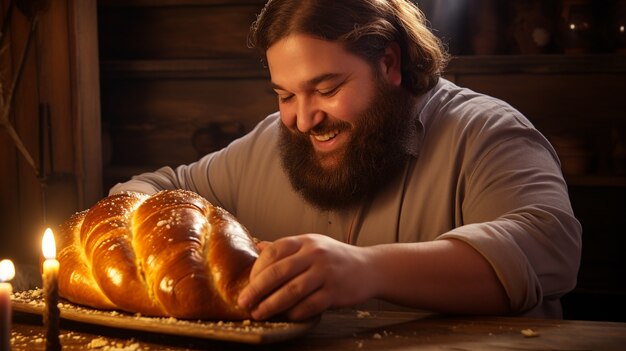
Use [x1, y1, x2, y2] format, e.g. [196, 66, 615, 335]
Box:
[248, 0, 449, 95]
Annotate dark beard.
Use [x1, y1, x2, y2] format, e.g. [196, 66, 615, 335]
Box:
[279, 82, 415, 211]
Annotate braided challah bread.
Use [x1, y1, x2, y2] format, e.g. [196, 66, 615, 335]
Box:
[56, 189, 258, 320]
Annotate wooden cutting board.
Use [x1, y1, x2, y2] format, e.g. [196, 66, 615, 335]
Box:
[11, 289, 318, 344]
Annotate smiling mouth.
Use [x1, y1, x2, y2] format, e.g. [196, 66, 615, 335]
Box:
[312, 129, 340, 142]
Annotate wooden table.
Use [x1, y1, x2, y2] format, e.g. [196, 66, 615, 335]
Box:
[9, 309, 626, 350]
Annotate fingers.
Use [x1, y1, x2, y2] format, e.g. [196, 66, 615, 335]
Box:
[249, 263, 326, 320]
[238, 234, 370, 321]
[256, 240, 271, 252]
[285, 288, 331, 321]
[249, 237, 301, 278]
[238, 237, 307, 313]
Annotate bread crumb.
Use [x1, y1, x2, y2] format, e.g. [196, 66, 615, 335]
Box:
[88, 337, 109, 348]
[372, 333, 382, 339]
[11, 288, 299, 339]
[356, 310, 371, 318]
[521, 328, 539, 337]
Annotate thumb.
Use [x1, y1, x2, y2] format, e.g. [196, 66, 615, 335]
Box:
[256, 240, 272, 252]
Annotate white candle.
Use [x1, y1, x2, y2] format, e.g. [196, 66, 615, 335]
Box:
[42, 228, 60, 351]
[0, 259, 15, 351]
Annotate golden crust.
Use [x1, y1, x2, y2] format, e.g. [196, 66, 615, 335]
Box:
[57, 190, 258, 319]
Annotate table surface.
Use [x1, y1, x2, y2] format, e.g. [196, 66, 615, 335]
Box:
[9, 309, 626, 351]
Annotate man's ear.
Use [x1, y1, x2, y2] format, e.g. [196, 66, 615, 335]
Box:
[379, 42, 402, 87]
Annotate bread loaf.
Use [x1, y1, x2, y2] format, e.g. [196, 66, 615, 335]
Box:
[56, 189, 258, 320]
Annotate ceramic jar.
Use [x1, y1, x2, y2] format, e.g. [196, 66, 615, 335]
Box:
[613, 0, 626, 53]
[510, 0, 556, 54]
[559, 0, 593, 54]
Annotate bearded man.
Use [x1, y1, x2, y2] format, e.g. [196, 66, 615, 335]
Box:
[111, 0, 581, 321]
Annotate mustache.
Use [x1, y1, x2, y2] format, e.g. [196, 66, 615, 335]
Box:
[310, 120, 351, 135]
[285, 120, 352, 138]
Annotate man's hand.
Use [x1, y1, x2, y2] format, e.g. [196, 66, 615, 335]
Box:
[238, 236, 510, 321]
[237, 234, 374, 321]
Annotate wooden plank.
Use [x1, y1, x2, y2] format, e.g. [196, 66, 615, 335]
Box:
[446, 54, 626, 74]
[98, 4, 264, 59]
[101, 78, 276, 129]
[565, 175, 626, 187]
[454, 73, 626, 130]
[68, 0, 103, 208]
[101, 78, 277, 167]
[0, 0, 20, 263]
[11, 309, 626, 350]
[36, 0, 74, 174]
[12, 289, 319, 345]
[99, 55, 626, 79]
[31, 0, 79, 237]
[99, 0, 268, 7]
[0, 0, 93, 265]
[9, 0, 45, 265]
[100, 58, 269, 79]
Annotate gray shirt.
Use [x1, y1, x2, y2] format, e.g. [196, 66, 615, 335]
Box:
[111, 78, 582, 318]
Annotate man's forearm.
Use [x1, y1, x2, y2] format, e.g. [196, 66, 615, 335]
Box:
[365, 239, 511, 314]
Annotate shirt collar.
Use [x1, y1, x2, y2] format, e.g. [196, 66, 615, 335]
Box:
[404, 78, 443, 157]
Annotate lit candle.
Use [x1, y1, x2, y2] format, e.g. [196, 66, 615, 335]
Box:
[42, 228, 61, 351]
[0, 259, 15, 351]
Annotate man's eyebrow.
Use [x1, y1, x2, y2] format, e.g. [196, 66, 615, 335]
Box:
[271, 73, 343, 91]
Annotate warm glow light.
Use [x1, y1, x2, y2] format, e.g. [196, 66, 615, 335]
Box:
[620, 25, 625, 33]
[42, 228, 57, 260]
[569, 23, 576, 30]
[0, 259, 15, 282]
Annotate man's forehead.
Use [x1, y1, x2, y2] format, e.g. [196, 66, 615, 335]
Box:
[271, 73, 343, 91]
[266, 34, 368, 89]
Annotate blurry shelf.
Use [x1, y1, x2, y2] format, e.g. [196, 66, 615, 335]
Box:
[565, 175, 626, 187]
[100, 59, 269, 79]
[570, 287, 626, 296]
[100, 55, 626, 80]
[99, 0, 266, 7]
[446, 54, 626, 75]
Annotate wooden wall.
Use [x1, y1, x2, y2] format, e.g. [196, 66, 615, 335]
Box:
[97, 0, 277, 191]
[0, 0, 100, 266]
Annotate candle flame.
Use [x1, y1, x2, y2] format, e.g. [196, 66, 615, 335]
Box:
[42, 228, 57, 260]
[0, 259, 15, 282]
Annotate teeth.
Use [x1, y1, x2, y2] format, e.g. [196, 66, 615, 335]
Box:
[313, 129, 340, 141]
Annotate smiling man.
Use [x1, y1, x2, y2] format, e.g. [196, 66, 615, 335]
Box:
[110, 0, 582, 321]
[271, 34, 414, 210]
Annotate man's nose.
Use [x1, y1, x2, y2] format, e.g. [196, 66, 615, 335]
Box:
[296, 97, 324, 133]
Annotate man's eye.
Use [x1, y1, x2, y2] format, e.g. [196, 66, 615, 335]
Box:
[278, 94, 294, 103]
[317, 87, 339, 97]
